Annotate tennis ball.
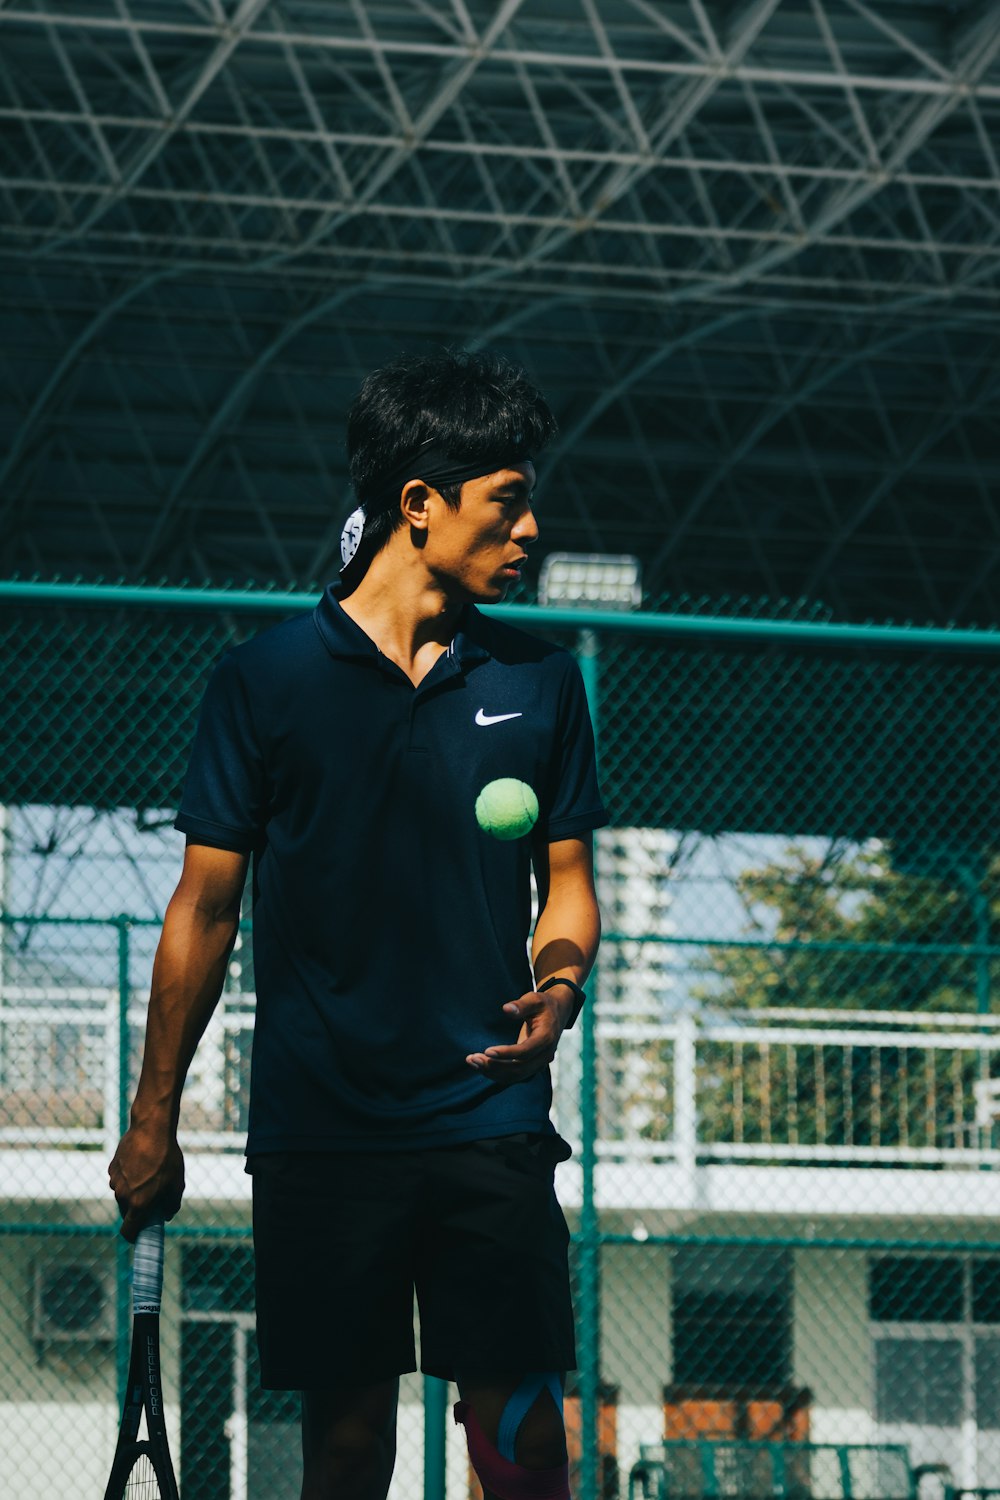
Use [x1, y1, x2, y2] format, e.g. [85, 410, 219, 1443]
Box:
[475, 778, 539, 841]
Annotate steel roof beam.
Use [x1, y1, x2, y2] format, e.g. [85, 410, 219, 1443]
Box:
[277, 26, 355, 202]
[644, 317, 963, 585]
[511, 57, 582, 216]
[237, 0, 530, 278]
[580, 0, 651, 155]
[0, 5, 535, 492]
[740, 76, 805, 233]
[785, 10, 1000, 587]
[347, 0, 413, 135]
[112, 0, 170, 116]
[134, 279, 376, 574]
[5, 10, 1000, 101]
[0, 267, 174, 505]
[4, 230, 998, 314]
[620, 0, 710, 60]
[217, 70, 299, 245]
[636, 12, 1000, 330]
[77, 8, 169, 116]
[231, 446, 296, 585]
[948, 463, 1000, 622]
[35, 0, 274, 260]
[840, 0, 951, 83]
[521, 0, 783, 275]
[11, 174, 1000, 267]
[803, 357, 1000, 597]
[540, 308, 750, 477]
[6, 106, 1000, 197]
[809, 0, 881, 169]
[43, 14, 122, 186]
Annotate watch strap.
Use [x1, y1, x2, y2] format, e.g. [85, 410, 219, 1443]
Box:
[537, 976, 586, 1029]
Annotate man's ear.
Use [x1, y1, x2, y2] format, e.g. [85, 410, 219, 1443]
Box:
[399, 478, 432, 532]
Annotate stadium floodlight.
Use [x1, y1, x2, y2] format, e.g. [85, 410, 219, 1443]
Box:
[537, 552, 642, 610]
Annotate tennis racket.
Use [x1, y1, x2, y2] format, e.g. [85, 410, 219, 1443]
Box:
[103, 1219, 180, 1500]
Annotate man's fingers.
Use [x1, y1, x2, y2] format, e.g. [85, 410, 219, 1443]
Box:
[117, 1186, 182, 1240]
[466, 1038, 555, 1075]
[484, 1041, 549, 1061]
[119, 1206, 143, 1243]
[503, 993, 544, 1018]
[466, 991, 561, 1078]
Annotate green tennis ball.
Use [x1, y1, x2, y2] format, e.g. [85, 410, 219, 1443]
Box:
[475, 777, 539, 841]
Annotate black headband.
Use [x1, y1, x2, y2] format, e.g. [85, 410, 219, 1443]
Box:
[365, 439, 531, 512]
[340, 440, 533, 573]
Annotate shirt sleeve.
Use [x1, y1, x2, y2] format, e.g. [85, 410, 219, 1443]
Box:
[174, 650, 268, 853]
[542, 652, 610, 842]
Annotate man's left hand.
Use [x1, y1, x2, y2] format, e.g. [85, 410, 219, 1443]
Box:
[465, 987, 574, 1085]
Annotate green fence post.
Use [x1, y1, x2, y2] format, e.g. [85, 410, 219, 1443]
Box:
[973, 879, 991, 1019]
[577, 628, 600, 1500]
[115, 915, 132, 1411]
[423, 1375, 448, 1500]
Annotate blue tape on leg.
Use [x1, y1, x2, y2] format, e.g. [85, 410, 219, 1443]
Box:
[455, 1398, 571, 1500]
[497, 1373, 564, 1463]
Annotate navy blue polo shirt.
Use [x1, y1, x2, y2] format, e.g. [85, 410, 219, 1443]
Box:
[175, 586, 608, 1153]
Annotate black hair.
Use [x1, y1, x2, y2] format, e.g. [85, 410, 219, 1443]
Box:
[344, 348, 557, 565]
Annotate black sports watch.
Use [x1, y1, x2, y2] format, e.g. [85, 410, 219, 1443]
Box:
[537, 975, 587, 1029]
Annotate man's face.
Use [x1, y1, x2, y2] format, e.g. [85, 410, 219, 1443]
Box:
[423, 462, 539, 602]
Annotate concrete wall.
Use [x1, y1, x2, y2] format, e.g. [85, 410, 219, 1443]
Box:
[603, 1242, 672, 1485]
[793, 1246, 872, 1444]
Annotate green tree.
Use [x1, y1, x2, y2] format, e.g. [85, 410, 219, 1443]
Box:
[692, 842, 1000, 1151]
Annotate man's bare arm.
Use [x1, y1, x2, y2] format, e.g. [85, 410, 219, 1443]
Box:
[465, 834, 601, 1083]
[530, 831, 601, 1003]
[108, 841, 249, 1240]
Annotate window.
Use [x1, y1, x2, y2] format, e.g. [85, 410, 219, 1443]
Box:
[975, 1339, 1000, 1432]
[870, 1257, 963, 1323]
[876, 1339, 963, 1427]
[870, 1254, 1000, 1489]
[974, 1263, 1000, 1324]
[673, 1246, 791, 1387]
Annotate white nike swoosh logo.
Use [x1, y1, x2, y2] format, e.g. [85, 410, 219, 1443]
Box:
[475, 709, 523, 726]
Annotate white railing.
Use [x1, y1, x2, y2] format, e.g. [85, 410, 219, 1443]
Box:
[593, 1007, 1000, 1170]
[3, 988, 1000, 1171]
[0, 986, 257, 1157]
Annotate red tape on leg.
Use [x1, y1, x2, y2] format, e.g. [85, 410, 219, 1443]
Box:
[454, 1401, 571, 1500]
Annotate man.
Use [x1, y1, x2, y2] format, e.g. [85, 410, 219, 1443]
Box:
[109, 348, 606, 1500]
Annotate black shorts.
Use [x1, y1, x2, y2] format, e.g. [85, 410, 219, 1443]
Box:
[250, 1134, 577, 1388]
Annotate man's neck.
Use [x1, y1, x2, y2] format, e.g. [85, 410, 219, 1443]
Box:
[339, 553, 464, 684]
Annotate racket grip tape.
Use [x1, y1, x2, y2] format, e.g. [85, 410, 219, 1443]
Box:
[131, 1219, 165, 1314]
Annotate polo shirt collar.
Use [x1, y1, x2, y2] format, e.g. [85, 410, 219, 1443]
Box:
[313, 585, 492, 670]
[449, 607, 492, 667]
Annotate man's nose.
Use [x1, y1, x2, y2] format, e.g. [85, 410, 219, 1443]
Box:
[513, 504, 539, 544]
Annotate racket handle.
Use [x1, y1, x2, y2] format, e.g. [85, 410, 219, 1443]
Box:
[132, 1219, 165, 1314]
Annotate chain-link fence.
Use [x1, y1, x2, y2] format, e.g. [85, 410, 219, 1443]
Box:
[2, 581, 1000, 1500]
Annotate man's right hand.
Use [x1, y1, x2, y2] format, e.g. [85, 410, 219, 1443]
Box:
[108, 1124, 185, 1242]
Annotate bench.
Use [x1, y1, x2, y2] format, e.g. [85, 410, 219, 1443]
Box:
[628, 1440, 952, 1500]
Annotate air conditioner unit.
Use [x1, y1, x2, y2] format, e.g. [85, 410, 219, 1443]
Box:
[33, 1255, 115, 1343]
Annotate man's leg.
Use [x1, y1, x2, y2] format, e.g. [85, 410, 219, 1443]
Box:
[301, 1378, 399, 1500]
[456, 1371, 570, 1500]
[419, 1135, 577, 1496]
